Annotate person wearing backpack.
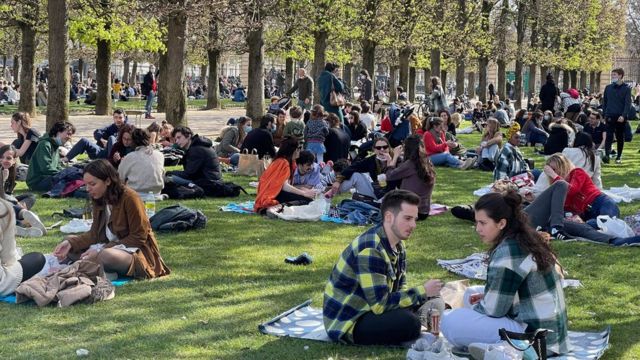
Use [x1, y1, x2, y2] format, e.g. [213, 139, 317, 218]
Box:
[52, 160, 170, 279]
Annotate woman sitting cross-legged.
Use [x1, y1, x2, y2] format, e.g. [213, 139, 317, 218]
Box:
[442, 191, 570, 357]
[0, 195, 46, 296]
[384, 135, 436, 221]
[254, 137, 317, 214]
[52, 160, 170, 279]
[422, 117, 474, 169]
[475, 118, 502, 171]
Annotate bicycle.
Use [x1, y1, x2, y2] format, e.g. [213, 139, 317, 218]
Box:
[415, 95, 433, 119]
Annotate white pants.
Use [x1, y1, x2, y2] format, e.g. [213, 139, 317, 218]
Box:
[441, 286, 527, 348]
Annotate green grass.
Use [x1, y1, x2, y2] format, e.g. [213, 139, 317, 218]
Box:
[3, 122, 640, 359]
[0, 98, 248, 115]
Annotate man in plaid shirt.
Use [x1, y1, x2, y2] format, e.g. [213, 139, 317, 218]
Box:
[493, 122, 530, 181]
[323, 190, 443, 345]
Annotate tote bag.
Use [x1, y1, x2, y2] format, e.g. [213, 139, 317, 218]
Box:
[329, 77, 345, 107]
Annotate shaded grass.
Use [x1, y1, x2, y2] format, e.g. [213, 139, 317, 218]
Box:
[2, 121, 640, 359]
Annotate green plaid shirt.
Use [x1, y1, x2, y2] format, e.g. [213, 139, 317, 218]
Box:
[323, 225, 426, 343]
[475, 238, 570, 355]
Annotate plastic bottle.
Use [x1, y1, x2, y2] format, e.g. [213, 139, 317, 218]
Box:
[83, 198, 92, 220]
[144, 192, 156, 217]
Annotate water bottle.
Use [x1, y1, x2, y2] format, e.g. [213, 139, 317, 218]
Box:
[324, 196, 331, 216]
[83, 198, 92, 220]
[144, 192, 156, 217]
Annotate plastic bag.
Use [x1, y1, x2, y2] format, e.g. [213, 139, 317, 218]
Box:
[275, 198, 326, 221]
[597, 215, 635, 238]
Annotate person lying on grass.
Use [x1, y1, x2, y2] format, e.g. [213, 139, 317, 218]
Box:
[254, 137, 316, 214]
[53, 160, 170, 279]
[0, 144, 47, 237]
[323, 189, 443, 345]
[0, 186, 45, 296]
[441, 191, 570, 357]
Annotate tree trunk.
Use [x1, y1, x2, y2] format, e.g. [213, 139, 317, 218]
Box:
[122, 58, 130, 84]
[455, 59, 465, 97]
[205, 49, 220, 110]
[157, 50, 168, 113]
[311, 30, 328, 105]
[430, 49, 441, 82]
[441, 70, 448, 93]
[285, 57, 294, 93]
[18, 23, 37, 116]
[46, 0, 70, 129]
[398, 47, 411, 95]
[514, 59, 524, 110]
[409, 67, 416, 102]
[570, 70, 577, 89]
[13, 55, 20, 84]
[200, 64, 207, 86]
[361, 39, 376, 80]
[95, 39, 112, 115]
[424, 68, 431, 87]
[246, 25, 265, 125]
[595, 71, 601, 93]
[389, 66, 398, 102]
[579, 70, 587, 91]
[468, 71, 476, 99]
[528, 64, 537, 102]
[343, 62, 353, 92]
[165, 8, 188, 126]
[78, 58, 84, 83]
[589, 71, 596, 93]
[497, 59, 506, 101]
[478, 57, 488, 102]
[131, 61, 138, 85]
[553, 68, 560, 89]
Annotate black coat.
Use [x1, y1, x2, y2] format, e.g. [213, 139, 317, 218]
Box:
[324, 128, 350, 162]
[241, 128, 276, 159]
[170, 135, 221, 188]
[539, 81, 559, 112]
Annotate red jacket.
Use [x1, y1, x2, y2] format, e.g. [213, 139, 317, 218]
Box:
[423, 131, 448, 156]
[380, 116, 392, 133]
[552, 168, 601, 215]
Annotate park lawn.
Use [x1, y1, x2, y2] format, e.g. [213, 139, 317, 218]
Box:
[0, 98, 247, 116]
[3, 122, 640, 359]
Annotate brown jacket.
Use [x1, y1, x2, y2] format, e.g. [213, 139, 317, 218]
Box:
[68, 187, 170, 279]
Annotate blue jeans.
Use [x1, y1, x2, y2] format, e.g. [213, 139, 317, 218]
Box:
[66, 137, 112, 161]
[527, 132, 547, 146]
[429, 152, 460, 168]
[169, 175, 192, 186]
[297, 99, 311, 111]
[584, 193, 620, 227]
[306, 142, 326, 163]
[145, 90, 156, 115]
[230, 153, 240, 166]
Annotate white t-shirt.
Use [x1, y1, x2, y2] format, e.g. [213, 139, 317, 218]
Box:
[360, 113, 376, 130]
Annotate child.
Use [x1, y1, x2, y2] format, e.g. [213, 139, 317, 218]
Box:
[304, 105, 330, 163]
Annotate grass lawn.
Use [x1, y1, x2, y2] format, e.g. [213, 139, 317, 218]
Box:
[0, 98, 247, 115]
[3, 122, 640, 359]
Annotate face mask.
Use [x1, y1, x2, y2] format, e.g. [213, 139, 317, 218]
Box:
[271, 124, 277, 133]
[544, 115, 551, 121]
[611, 77, 619, 84]
[55, 137, 63, 146]
[244, 125, 252, 133]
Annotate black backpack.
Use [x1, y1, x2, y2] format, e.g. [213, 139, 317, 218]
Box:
[162, 148, 184, 166]
[206, 180, 248, 197]
[149, 204, 207, 232]
[162, 181, 205, 199]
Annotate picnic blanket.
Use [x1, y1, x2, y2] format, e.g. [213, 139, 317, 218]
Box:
[259, 300, 611, 359]
[437, 252, 583, 289]
[602, 185, 640, 203]
[0, 277, 132, 305]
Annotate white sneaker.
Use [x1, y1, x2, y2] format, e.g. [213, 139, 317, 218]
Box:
[460, 157, 476, 170]
[16, 226, 43, 238]
[21, 210, 47, 235]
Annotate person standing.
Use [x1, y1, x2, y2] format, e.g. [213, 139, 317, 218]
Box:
[286, 68, 314, 110]
[142, 65, 157, 119]
[539, 73, 559, 113]
[317, 63, 346, 129]
[602, 68, 632, 163]
[359, 70, 373, 104]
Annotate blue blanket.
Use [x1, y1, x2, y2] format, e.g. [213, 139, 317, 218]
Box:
[0, 277, 133, 305]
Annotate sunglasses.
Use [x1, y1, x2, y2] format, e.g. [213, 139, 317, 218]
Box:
[374, 145, 389, 150]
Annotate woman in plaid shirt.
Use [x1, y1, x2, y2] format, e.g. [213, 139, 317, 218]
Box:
[442, 191, 570, 356]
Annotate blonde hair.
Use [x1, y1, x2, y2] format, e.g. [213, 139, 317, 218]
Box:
[450, 113, 462, 128]
[546, 153, 574, 178]
[483, 118, 500, 140]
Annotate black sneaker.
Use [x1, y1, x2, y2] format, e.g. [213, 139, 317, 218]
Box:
[285, 252, 313, 265]
[550, 227, 571, 241]
[451, 205, 475, 222]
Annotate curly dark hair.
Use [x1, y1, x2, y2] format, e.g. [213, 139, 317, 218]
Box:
[474, 191, 556, 272]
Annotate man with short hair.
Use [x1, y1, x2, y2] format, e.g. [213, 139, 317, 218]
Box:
[292, 150, 333, 191]
[286, 68, 314, 110]
[323, 189, 443, 345]
[167, 126, 221, 194]
[602, 67, 632, 163]
[93, 108, 129, 147]
[27, 122, 76, 191]
[240, 115, 277, 159]
[64, 109, 127, 162]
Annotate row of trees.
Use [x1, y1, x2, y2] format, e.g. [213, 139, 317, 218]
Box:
[0, 0, 632, 130]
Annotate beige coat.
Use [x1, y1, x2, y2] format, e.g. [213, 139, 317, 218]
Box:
[118, 146, 165, 194]
[0, 199, 22, 296]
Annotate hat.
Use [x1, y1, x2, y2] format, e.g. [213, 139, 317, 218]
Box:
[568, 88, 579, 99]
[506, 122, 521, 140]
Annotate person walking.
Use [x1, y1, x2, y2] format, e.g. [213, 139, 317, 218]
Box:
[602, 68, 632, 163]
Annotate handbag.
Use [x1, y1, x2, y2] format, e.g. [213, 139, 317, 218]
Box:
[499, 328, 549, 360]
[237, 149, 271, 177]
[329, 76, 345, 107]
